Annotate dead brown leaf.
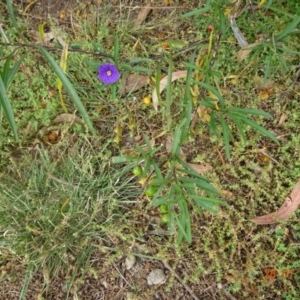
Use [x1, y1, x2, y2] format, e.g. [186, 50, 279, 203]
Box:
[278, 113, 288, 126]
[250, 178, 300, 224]
[220, 190, 234, 198]
[133, 3, 152, 28]
[53, 113, 84, 126]
[120, 74, 149, 96]
[255, 77, 275, 91]
[187, 163, 213, 175]
[237, 41, 262, 62]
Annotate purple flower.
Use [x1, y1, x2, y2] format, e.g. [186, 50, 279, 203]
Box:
[98, 63, 120, 85]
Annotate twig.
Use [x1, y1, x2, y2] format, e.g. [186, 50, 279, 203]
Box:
[162, 260, 200, 300]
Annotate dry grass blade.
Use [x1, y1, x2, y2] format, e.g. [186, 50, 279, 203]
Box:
[251, 178, 300, 224]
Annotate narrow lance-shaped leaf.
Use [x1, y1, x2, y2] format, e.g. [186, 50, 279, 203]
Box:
[209, 111, 219, 137]
[218, 114, 231, 160]
[275, 17, 300, 41]
[235, 114, 279, 145]
[166, 59, 173, 130]
[6, 56, 24, 88]
[38, 46, 96, 135]
[6, 0, 17, 28]
[228, 107, 272, 118]
[0, 77, 18, 139]
[194, 80, 225, 107]
[114, 35, 119, 64]
[227, 113, 246, 144]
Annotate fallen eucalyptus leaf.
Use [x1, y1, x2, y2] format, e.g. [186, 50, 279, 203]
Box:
[133, 3, 152, 28]
[53, 113, 84, 126]
[152, 70, 187, 111]
[120, 74, 149, 96]
[250, 178, 300, 224]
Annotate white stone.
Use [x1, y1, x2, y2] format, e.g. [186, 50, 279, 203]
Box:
[147, 269, 166, 286]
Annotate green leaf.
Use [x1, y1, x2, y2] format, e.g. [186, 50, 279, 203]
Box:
[219, 114, 231, 160]
[276, 47, 300, 55]
[176, 200, 191, 243]
[6, 0, 17, 28]
[181, 52, 195, 143]
[127, 58, 153, 64]
[142, 134, 153, 151]
[149, 178, 171, 186]
[166, 59, 173, 130]
[227, 113, 246, 144]
[38, 46, 96, 135]
[180, 200, 191, 242]
[152, 193, 173, 207]
[192, 198, 219, 214]
[113, 35, 119, 63]
[228, 107, 272, 118]
[188, 194, 228, 206]
[275, 17, 300, 41]
[1, 53, 12, 86]
[183, 62, 206, 72]
[198, 100, 217, 109]
[182, 182, 197, 191]
[177, 158, 212, 182]
[6, 56, 24, 88]
[219, 10, 226, 36]
[194, 80, 225, 107]
[155, 62, 162, 108]
[182, 6, 211, 18]
[171, 125, 182, 157]
[236, 114, 279, 145]
[209, 111, 219, 137]
[264, 53, 273, 81]
[180, 177, 217, 195]
[134, 143, 148, 156]
[0, 77, 18, 139]
[152, 161, 163, 180]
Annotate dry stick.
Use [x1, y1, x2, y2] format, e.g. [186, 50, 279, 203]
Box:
[162, 260, 200, 300]
[0, 38, 208, 62]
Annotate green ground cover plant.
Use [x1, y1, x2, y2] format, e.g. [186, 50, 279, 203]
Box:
[0, 0, 299, 299]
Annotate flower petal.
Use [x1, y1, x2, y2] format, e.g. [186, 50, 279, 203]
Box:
[98, 63, 120, 85]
